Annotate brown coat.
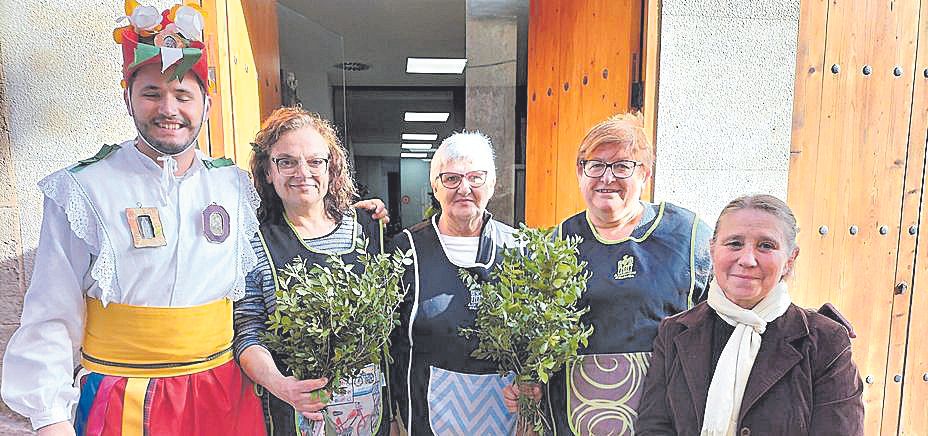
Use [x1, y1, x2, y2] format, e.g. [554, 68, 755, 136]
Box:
[637, 302, 864, 436]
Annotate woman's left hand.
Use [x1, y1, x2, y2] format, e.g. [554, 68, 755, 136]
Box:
[353, 198, 390, 223]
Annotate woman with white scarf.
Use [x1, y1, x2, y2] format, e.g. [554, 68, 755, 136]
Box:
[636, 194, 864, 436]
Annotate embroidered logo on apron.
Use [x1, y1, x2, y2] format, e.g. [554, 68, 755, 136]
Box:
[613, 255, 637, 280]
[467, 287, 483, 311]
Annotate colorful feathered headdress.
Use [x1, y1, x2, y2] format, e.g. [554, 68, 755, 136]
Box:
[114, 1, 209, 88]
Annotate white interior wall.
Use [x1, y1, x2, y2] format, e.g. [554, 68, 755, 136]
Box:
[354, 155, 396, 202]
[277, 4, 340, 119]
[400, 158, 432, 227]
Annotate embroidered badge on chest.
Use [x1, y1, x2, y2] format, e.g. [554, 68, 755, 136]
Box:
[467, 287, 483, 311]
[202, 203, 231, 243]
[613, 254, 637, 280]
[126, 207, 167, 248]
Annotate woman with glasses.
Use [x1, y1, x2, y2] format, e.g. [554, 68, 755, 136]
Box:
[516, 113, 713, 435]
[233, 107, 390, 436]
[388, 132, 522, 435]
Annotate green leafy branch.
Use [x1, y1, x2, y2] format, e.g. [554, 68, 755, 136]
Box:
[262, 238, 411, 389]
[460, 225, 592, 434]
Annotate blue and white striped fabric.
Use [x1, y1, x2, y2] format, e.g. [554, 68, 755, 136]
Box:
[426, 366, 516, 435]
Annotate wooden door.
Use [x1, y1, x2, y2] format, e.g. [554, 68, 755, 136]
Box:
[897, 0, 928, 429]
[525, 0, 644, 228]
[788, 0, 925, 434]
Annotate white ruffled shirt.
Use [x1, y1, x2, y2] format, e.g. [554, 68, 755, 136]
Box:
[0, 141, 260, 429]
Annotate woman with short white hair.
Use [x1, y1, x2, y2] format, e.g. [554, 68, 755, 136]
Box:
[389, 131, 521, 435]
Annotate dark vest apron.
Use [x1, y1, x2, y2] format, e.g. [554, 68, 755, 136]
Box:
[547, 202, 700, 436]
[398, 217, 518, 436]
[259, 212, 388, 436]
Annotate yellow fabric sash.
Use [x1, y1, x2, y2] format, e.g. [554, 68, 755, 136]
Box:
[122, 378, 149, 436]
[81, 297, 233, 377]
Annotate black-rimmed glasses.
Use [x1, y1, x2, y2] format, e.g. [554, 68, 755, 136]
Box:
[271, 156, 329, 176]
[579, 159, 641, 179]
[437, 171, 488, 189]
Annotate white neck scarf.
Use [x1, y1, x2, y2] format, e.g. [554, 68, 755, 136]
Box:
[700, 280, 791, 436]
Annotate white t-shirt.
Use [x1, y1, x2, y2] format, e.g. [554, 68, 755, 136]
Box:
[436, 233, 480, 266]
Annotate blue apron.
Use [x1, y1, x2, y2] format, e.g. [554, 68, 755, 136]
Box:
[390, 214, 519, 436]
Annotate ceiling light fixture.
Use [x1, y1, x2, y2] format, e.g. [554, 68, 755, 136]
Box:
[402, 143, 433, 150]
[401, 152, 428, 158]
[404, 112, 450, 122]
[402, 133, 439, 141]
[406, 58, 467, 74]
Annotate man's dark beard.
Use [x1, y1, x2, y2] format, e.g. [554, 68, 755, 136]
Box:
[142, 135, 189, 155]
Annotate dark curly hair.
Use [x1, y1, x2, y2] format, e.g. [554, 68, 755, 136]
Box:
[250, 107, 356, 223]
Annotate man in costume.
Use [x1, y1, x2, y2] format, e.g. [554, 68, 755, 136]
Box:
[2, 3, 266, 435]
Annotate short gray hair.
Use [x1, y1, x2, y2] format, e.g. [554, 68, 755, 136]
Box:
[713, 194, 799, 250]
[429, 131, 497, 184]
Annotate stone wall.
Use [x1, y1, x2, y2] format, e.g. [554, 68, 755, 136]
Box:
[466, 15, 518, 226]
[653, 0, 801, 224]
[0, 41, 30, 434]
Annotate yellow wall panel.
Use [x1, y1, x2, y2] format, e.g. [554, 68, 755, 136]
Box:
[201, 0, 280, 168]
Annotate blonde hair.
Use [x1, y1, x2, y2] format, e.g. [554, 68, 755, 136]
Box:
[713, 194, 800, 250]
[576, 113, 653, 171]
[250, 107, 356, 222]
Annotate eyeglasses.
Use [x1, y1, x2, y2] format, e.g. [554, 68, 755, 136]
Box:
[579, 159, 641, 179]
[437, 171, 488, 189]
[271, 156, 330, 176]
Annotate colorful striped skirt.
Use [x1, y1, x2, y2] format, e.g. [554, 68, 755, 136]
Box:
[73, 359, 265, 436]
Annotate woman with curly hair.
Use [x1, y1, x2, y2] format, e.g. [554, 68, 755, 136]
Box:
[233, 107, 390, 436]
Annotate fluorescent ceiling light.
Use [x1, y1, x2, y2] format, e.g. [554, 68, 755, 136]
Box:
[421, 158, 432, 162]
[402, 143, 433, 150]
[406, 58, 467, 74]
[402, 133, 439, 141]
[405, 112, 450, 122]
[402, 152, 428, 158]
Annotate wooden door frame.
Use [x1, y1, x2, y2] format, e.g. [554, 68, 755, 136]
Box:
[641, 0, 660, 200]
[199, 0, 281, 166]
